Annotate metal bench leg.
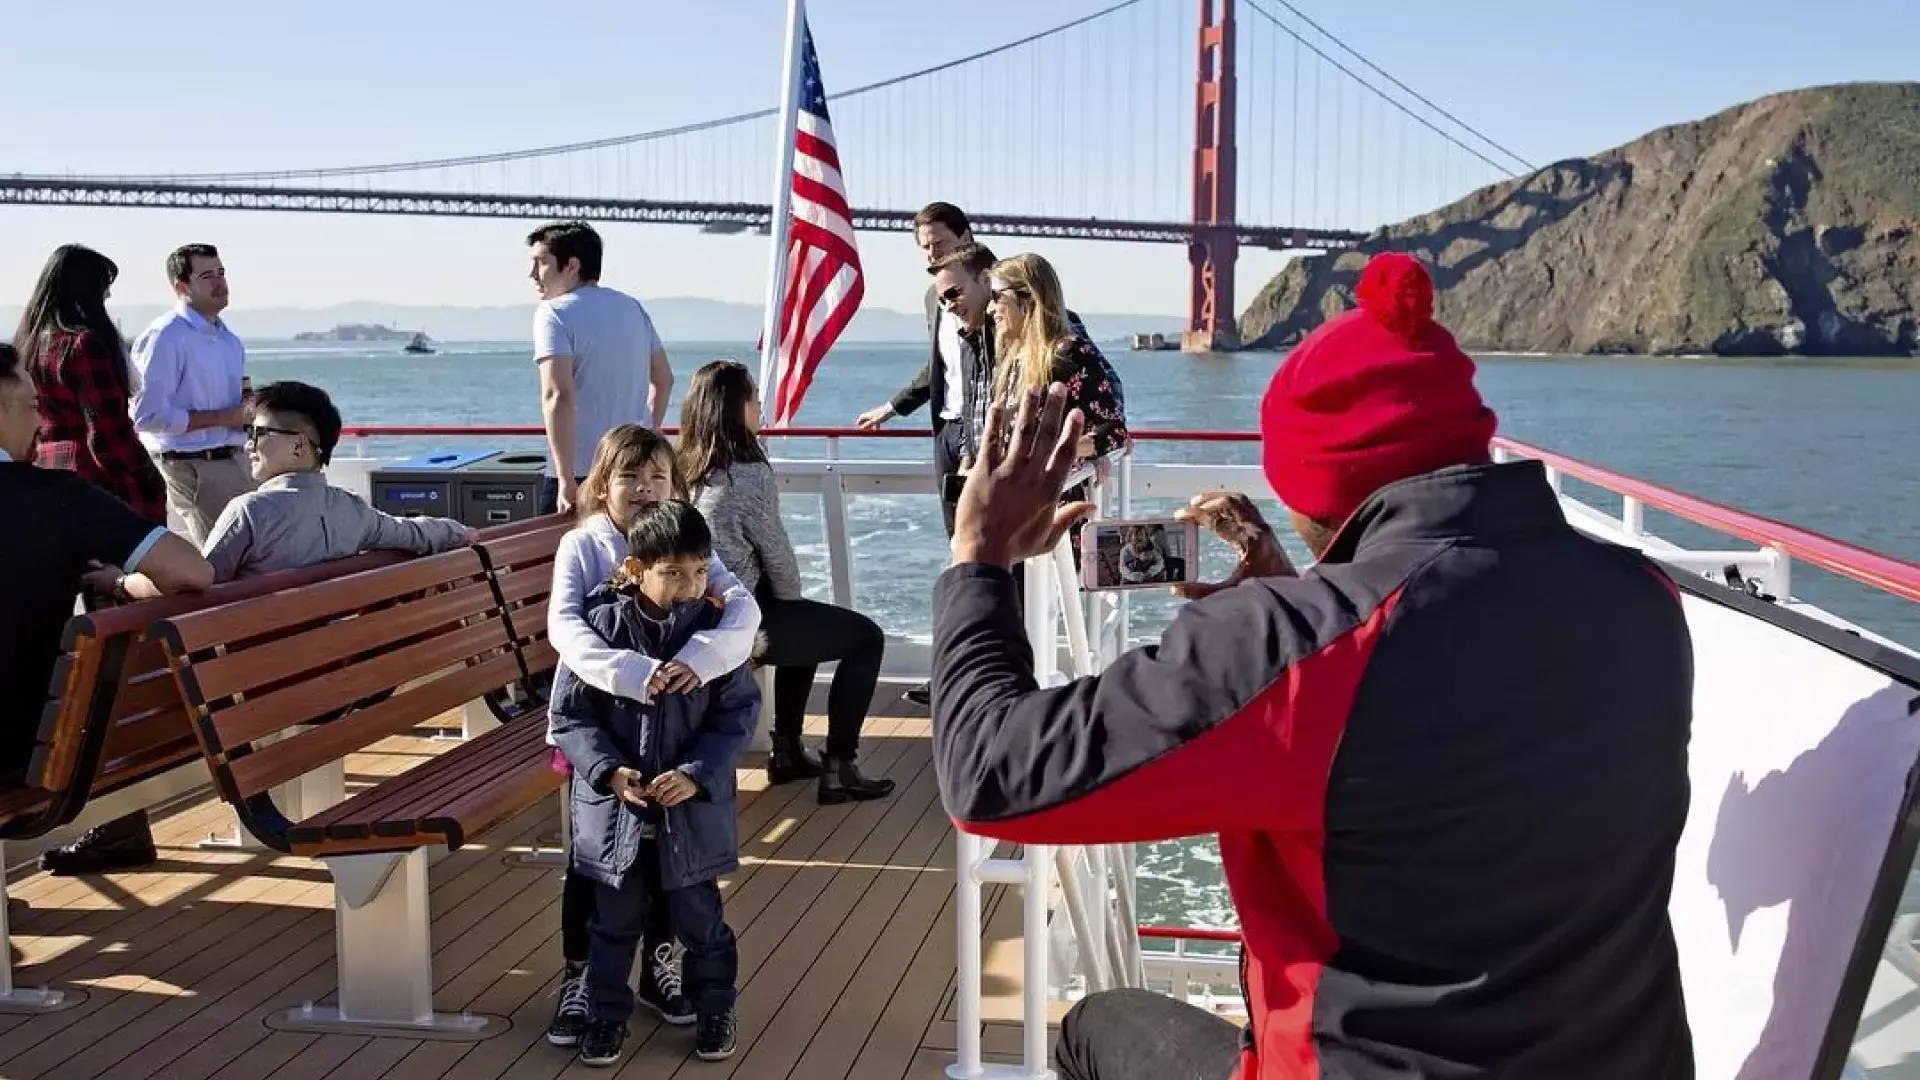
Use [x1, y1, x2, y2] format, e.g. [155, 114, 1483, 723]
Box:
[447, 698, 501, 741]
[0, 843, 83, 1014]
[514, 785, 570, 867]
[270, 849, 504, 1040]
[750, 665, 774, 754]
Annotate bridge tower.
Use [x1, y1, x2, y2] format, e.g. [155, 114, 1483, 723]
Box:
[1183, 0, 1240, 353]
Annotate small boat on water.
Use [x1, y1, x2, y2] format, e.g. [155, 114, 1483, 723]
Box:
[403, 332, 434, 354]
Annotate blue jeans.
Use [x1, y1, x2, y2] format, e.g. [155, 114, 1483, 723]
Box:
[586, 841, 737, 1023]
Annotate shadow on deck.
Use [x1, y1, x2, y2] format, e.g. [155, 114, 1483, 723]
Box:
[0, 698, 1045, 1080]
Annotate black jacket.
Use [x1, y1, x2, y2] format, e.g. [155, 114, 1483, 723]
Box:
[930, 460, 1696, 1079]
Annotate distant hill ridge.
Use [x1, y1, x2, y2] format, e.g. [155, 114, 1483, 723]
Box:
[0, 297, 1186, 347]
[1240, 82, 1920, 356]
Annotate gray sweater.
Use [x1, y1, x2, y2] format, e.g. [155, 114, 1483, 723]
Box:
[690, 462, 803, 601]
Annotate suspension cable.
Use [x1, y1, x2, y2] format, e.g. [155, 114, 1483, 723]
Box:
[1243, 0, 1531, 177]
[89, 0, 1148, 184]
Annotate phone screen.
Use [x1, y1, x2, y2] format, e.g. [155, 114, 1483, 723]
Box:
[1082, 519, 1194, 591]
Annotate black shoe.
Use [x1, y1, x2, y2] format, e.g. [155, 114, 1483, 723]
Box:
[766, 734, 823, 785]
[903, 681, 932, 707]
[695, 1008, 738, 1061]
[41, 812, 157, 876]
[546, 965, 591, 1046]
[818, 756, 894, 805]
[637, 940, 695, 1025]
[578, 1018, 628, 1067]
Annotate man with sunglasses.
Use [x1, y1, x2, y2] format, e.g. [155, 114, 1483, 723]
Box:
[199, 380, 472, 582]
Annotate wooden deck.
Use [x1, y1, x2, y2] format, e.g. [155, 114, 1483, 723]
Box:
[0, 708, 1045, 1080]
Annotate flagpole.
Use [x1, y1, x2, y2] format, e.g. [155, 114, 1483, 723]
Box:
[757, 0, 807, 427]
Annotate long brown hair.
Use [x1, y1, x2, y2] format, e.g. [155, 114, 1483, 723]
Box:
[575, 424, 683, 523]
[990, 252, 1072, 398]
[11, 245, 123, 377]
[676, 359, 767, 491]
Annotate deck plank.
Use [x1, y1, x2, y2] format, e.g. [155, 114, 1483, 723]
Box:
[0, 712, 1017, 1080]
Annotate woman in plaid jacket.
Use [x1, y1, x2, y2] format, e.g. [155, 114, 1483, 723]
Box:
[12, 244, 168, 523]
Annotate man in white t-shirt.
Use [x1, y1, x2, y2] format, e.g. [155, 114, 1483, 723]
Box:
[527, 221, 674, 515]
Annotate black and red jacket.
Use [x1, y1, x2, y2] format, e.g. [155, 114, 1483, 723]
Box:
[931, 460, 1695, 1079]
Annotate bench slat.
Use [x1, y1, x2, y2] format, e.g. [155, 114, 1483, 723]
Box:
[160, 549, 487, 654]
[34, 640, 103, 793]
[227, 650, 524, 797]
[184, 575, 500, 704]
[496, 564, 551, 607]
[299, 711, 552, 826]
[207, 612, 515, 751]
[286, 712, 559, 857]
[473, 523, 571, 570]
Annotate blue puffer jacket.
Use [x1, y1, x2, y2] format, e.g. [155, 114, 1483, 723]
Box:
[549, 584, 759, 891]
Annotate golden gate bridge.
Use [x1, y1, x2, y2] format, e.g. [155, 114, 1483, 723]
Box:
[0, 0, 1532, 351]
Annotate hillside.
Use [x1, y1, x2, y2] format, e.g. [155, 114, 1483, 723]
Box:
[1240, 82, 1920, 356]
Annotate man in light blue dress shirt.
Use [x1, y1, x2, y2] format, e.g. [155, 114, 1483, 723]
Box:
[130, 243, 256, 544]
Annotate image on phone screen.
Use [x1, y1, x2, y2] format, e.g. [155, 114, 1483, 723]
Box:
[1083, 520, 1193, 591]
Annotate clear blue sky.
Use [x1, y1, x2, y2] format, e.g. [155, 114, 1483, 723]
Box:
[3, 0, 1913, 319]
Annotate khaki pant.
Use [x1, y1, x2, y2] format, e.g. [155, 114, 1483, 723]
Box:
[156, 452, 256, 546]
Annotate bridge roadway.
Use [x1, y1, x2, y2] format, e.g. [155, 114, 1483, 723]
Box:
[0, 174, 1366, 251]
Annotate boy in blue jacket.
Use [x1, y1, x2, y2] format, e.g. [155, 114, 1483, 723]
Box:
[549, 500, 757, 1068]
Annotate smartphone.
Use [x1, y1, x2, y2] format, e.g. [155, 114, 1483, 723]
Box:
[1079, 518, 1200, 592]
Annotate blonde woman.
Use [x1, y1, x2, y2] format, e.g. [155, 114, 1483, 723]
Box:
[984, 253, 1128, 468]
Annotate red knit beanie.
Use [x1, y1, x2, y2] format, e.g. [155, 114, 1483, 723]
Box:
[1260, 253, 1497, 525]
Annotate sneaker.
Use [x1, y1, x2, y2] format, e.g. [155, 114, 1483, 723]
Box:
[637, 940, 696, 1025]
[695, 1008, 738, 1061]
[578, 1018, 628, 1067]
[545, 965, 591, 1046]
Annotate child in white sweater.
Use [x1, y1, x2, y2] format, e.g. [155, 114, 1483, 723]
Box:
[545, 423, 760, 1049]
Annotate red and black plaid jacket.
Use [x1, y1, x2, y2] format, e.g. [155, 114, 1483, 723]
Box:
[31, 328, 168, 524]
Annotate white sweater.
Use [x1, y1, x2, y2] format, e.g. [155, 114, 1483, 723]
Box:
[546, 514, 761, 741]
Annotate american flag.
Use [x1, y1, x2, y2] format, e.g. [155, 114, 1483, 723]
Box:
[765, 21, 863, 425]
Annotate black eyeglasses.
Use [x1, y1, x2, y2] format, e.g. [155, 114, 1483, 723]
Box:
[939, 285, 965, 306]
[244, 423, 302, 443]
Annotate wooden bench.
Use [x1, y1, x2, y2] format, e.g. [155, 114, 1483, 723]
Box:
[0, 552, 410, 1014]
[154, 546, 559, 1038]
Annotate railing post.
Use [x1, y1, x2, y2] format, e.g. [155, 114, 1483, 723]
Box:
[1767, 545, 1793, 600]
[1021, 843, 1055, 1078]
[950, 830, 986, 1079]
[1622, 496, 1645, 538]
[820, 469, 856, 609]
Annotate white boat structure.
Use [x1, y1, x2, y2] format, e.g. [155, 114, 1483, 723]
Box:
[5, 424, 1917, 1080]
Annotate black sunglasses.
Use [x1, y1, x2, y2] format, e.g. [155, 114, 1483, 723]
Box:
[244, 423, 303, 443]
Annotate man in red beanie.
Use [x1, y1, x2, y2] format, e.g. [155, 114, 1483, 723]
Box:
[930, 252, 1695, 1080]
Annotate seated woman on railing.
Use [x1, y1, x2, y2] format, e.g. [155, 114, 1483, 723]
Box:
[678, 359, 894, 805]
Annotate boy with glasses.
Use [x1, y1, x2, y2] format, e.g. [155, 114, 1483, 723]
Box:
[199, 380, 472, 582]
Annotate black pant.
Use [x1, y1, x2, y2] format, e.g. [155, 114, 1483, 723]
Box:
[934, 418, 967, 538]
[753, 594, 884, 760]
[561, 864, 673, 968]
[1055, 988, 1244, 1080]
[536, 475, 586, 516]
[586, 841, 736, 1023]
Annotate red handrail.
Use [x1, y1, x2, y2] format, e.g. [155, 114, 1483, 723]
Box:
[1137, 925, 1242, 943]
[336, 425, 1920, 604]
[1495, 437, 1920, 605]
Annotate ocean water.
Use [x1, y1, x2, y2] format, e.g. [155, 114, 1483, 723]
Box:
[249, 338, 1920, 932]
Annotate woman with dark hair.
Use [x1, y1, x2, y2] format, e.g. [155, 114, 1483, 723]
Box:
[11, 244, 167, 523]
[678, 359, 893, 805]
[11, 243, 170, 876]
